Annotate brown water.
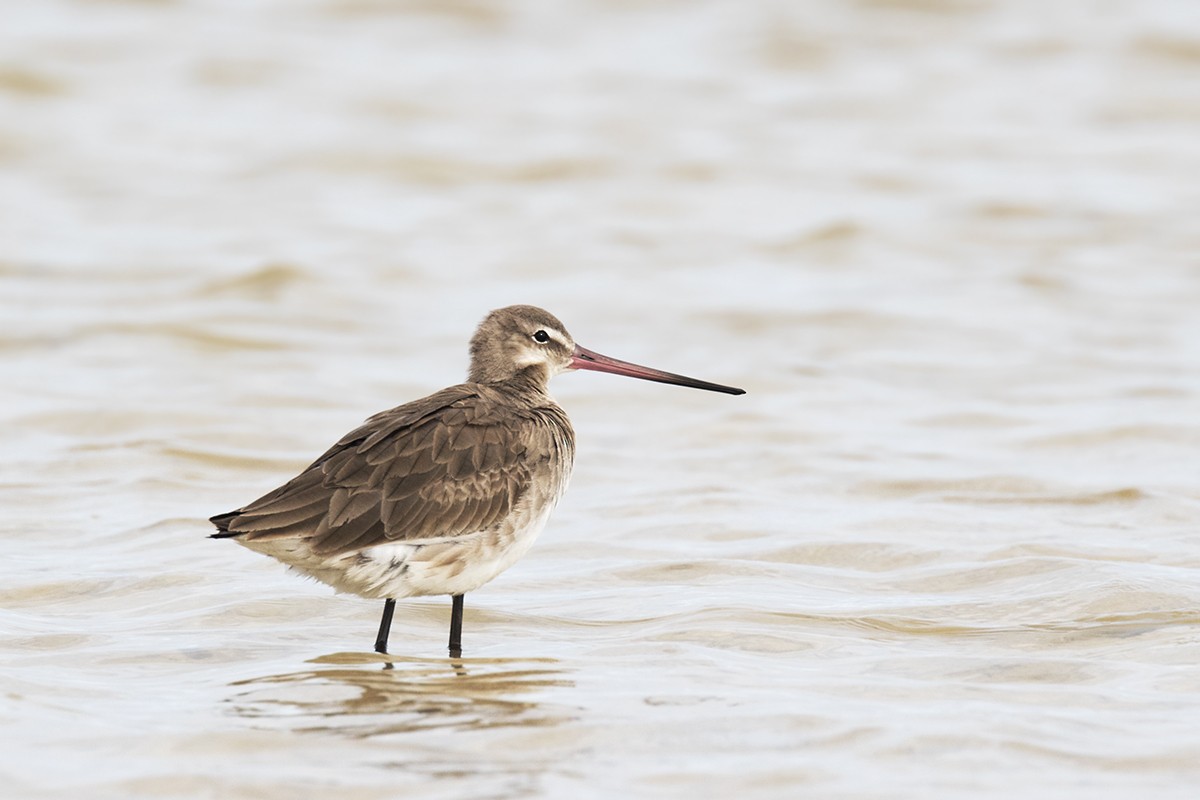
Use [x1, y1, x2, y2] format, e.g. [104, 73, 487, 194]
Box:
[3, 1, 1200, 797]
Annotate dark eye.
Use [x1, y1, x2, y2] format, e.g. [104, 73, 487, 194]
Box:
[532, 330, 550, 344]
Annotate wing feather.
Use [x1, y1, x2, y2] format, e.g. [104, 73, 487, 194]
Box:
[211, 384, 561, 558]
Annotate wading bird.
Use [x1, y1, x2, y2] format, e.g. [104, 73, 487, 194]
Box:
[211, 305, 743, 656]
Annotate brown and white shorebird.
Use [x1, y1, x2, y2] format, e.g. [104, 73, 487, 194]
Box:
[210, 305, 743, 656]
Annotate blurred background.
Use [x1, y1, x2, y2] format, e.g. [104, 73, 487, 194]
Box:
[2, 1, 1198, 798]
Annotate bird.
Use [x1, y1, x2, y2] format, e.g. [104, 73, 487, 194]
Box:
[210, 305, 744, 656]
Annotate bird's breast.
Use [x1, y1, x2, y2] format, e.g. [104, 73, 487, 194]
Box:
[328, 404, 575, 600]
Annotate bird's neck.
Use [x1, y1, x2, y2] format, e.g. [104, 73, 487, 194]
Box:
[494, 364, 552, 398]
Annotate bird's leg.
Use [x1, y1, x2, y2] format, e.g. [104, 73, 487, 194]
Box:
[448, 594, 464, 657]
[374, 598, 396, 654]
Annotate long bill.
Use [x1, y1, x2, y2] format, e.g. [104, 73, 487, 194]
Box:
[569, 344, 745, 395]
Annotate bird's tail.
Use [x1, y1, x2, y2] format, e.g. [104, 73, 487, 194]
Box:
[208, 511, 243, 539]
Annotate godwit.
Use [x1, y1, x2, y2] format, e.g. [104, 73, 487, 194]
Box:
[210, 305, 743, 656]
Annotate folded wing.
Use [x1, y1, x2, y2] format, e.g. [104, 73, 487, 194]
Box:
[210, 386, 535, 556]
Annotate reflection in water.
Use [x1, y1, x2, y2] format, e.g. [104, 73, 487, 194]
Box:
[227, 651, 573, 738]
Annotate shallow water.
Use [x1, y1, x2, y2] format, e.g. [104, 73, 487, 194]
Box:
[3, 0, 1200, 797]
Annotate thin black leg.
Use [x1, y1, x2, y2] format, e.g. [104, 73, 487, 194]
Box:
[448, 594, 464, 657]
[374, 598, 396, 654]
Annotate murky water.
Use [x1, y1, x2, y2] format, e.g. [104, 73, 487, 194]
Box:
[3, 0, 1200, 797]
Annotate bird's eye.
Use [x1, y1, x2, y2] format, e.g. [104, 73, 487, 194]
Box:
[532, 330, 551, 344]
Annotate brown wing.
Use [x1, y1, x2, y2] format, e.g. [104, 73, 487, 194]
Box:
[210, 385, 538, 556]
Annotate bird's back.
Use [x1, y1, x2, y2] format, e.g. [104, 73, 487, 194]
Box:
[211, 383, 575, 598]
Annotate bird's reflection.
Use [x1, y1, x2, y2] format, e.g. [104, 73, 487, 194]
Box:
[228, 651, 573, 738]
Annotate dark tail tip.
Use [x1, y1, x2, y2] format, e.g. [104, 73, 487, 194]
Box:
[208, 510, 242, 538]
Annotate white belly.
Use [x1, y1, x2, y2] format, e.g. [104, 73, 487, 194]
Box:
[258, 480, 564, 600]
[341, 500, 558, 598]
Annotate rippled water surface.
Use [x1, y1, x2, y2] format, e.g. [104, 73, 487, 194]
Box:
[3, 1, 1200, 797]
